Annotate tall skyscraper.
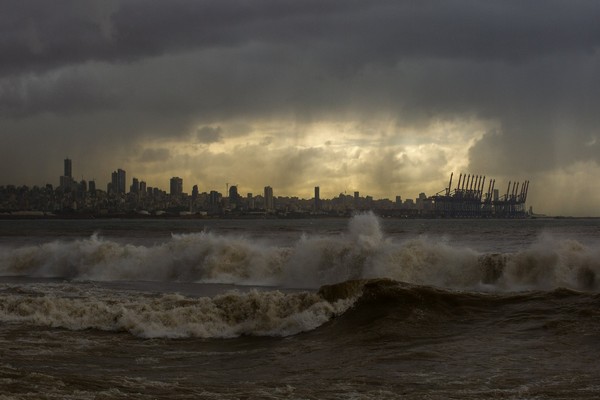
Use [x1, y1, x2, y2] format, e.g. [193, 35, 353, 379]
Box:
[229, 185, 239, 207]
[209, 190, 220, 206]
[264, 186, 274, 211]
[118, 169, 126, 194]
[170, 177, 183, 196]
[60, 158, 74, 189]
[130, 177, 139, 194]
[314, 186, 320, 211]
[111, 169, 126, 194]
[64, 158, 72, 178]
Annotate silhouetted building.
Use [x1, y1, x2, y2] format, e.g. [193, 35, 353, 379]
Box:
[111, 169, 126, 194]
[170, 177, 183, 196]
[131, 178, 139, 194]
[209, 190, 221, 207]
[314, 186, 320, 211]
[64, 158, 72, 178]
[59, 158, 74, 190]
[59, 175, 73, 190]
[264, 186, 274, 210]
[229, 185, 241, 208]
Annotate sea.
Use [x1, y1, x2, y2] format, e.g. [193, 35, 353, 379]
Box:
[1, 213, 600, 399]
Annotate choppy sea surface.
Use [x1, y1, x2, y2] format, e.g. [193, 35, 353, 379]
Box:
[1, 214, 600, 399]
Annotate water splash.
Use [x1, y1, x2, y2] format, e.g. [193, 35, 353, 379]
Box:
[1, 212, 600, 291]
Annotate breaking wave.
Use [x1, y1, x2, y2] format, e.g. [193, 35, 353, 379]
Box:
[2, 279, 598, 339]
[1, 212, 600, 291]
[0, 283, 353, 339]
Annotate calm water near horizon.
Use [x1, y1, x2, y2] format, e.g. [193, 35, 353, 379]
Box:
[1, 215, 600, 399]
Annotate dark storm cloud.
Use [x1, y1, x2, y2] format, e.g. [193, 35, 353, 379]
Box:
[195, 126, 222, 144]
[138, 148, 171, 163]
[3, 0, 600, 76]
[0, 68, 118, 117]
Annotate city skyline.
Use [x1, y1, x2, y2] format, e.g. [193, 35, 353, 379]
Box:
[52, 157, 420, 203]
[2, 2, 600, 216]
[49, 158, 528, 207]
[1, 156, 531, 218]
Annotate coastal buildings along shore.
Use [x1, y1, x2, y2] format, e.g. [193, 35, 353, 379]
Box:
[0, 159, 529, 218]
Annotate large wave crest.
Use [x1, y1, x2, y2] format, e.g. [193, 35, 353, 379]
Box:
[2, 213, 600, 291]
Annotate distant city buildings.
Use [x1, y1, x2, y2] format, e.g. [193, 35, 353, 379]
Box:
[0, 158, 530, 218]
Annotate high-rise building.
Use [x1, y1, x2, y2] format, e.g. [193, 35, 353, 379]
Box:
[118, 169, 126, 194]
[59, 158, 74, 189]
[139, 181, 146, 196]
[229, 185, 239, 207]
[88, 180, 96, 194]
[111, 169, 126, 194]
[170, 177, 183, 196]
[64, 158, 72, 178]
[209, 190, 221, 206]
[314, 186, 320, 211]
[60, 175, 73, 189]
[130, 178, 139, 194]
[264, 186, 274, 211]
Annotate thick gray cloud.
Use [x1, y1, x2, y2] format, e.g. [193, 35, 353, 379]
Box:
[3, 0, 600, 75]
[195, 126, 222, 144]
[1, 0, 600, 214]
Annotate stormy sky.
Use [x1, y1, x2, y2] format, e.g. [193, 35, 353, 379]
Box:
[1, 0, 600, 216]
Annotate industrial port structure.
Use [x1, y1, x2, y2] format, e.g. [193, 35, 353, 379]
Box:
[431, 173, 530, 218]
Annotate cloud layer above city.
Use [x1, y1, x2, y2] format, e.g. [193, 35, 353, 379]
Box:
[2, 0, 600, 215]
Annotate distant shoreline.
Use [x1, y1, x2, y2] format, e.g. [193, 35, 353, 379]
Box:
[1, 212, 598, 220]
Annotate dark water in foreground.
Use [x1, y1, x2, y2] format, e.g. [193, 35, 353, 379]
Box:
[1, 215, 600, 399]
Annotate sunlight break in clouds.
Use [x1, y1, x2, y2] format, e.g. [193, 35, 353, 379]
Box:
[130, 118, 490, 201]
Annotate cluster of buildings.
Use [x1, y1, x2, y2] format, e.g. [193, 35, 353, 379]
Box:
[0, 159, 529, 218]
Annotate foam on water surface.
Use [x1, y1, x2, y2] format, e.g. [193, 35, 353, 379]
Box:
[2, 213, 599, 292]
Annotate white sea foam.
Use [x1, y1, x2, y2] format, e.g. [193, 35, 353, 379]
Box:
[0, 284, 353, 338]
[1, 213, 599, 291]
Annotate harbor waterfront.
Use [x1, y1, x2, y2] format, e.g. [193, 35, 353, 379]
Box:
[1, 215, 600, 399]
